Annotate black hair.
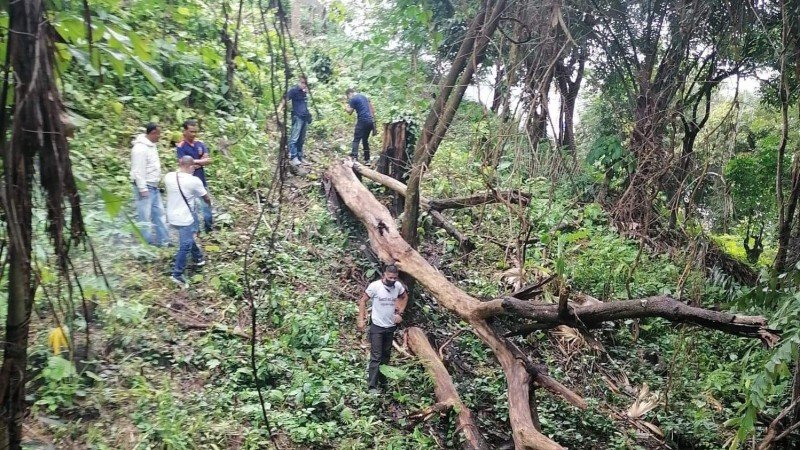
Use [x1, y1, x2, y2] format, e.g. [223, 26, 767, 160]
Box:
[182, 119, 198, 130]
[345, 88, 355, 96]
[384, 264, 399, 274]
[145, 122, 159, 134]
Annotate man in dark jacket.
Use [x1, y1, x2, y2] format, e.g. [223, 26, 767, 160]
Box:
[280, 76, 313, 166]
[345, 88, 376, 163]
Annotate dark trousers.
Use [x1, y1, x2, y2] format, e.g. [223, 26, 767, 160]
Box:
[351, 120, 374, 161]
[367, 323, 395, 389]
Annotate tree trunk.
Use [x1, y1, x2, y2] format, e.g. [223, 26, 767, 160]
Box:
[554, 46, 586, 162]
[774, 0, 800, 273]
[491, 62, 505, 114]
[613, 89, 673, 227]
[0, 178, 34, 449]
[0, 1, 84, 446]
[406, 327, 488, 449]
[353, 163, 472, 250]
[221, 0, 244, 100]
[402, 0, 505, 248]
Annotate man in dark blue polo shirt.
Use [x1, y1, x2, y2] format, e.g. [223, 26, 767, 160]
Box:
[345, 88, 376, 162]
[279, 76, 313, 166]
[175, 119, 213, 233]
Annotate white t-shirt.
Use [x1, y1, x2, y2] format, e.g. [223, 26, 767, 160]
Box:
[365, 279, 406, 328]
[164, 171, 207, 226]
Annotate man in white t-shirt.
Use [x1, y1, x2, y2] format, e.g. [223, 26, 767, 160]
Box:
[357, 264, 408, 392]
[164, 155, 211, 287]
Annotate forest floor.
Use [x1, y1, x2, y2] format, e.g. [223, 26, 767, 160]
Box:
[18, 131, 757, 450]
[20, 142, 468, 449]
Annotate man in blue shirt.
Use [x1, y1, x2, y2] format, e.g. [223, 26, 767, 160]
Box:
[175, 119, 213, 233]
[279, 76, 313, 166]
[345, 88, 376, 162]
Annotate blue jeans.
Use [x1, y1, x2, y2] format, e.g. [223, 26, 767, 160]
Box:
[192, 195, 213, 233]
[289, 115, 309, 160]
[133, 185, 170, 246]
[172, 224, 203, 278]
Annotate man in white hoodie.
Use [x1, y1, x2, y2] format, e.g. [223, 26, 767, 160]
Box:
[130, 123, 170, 246]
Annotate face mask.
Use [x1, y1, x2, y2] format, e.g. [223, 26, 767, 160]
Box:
[383, 280, 396, 288]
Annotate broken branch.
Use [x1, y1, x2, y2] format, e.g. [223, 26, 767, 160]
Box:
[407, 327, 488, 449]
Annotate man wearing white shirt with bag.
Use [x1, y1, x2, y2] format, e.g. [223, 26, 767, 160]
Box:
[164, 155, 211, 287]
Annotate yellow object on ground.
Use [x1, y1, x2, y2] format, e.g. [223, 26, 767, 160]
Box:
[48, 326, 69, 355]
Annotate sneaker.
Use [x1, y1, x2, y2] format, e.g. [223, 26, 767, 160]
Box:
[367, 388, 379, 395]
[290, 157, 301, 166]
[195, 259, 206, 267]
[300, 159, 312, 166]
[170, 275, 188, 288]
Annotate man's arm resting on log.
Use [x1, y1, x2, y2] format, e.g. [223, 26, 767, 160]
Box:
[395, 290, 408, 323]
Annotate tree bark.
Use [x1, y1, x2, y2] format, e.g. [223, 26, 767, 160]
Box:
[774, 0, 800, 273]
[428, 191, 532, 211]
[554, 47, 586, 160]
[406, 327, 489, 450]
[221, 0, 244, 100]
[0, 1, 84, 446]
[472, 296, 777, 344]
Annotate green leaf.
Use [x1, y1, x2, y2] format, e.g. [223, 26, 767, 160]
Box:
[378, 364, 407, 381]
[126, 214, 148, 245]
[53, 15, 86, 43]
[101, 48, 127, 77]
[132, 56, 164, 87]
[100, 187, 122, 217]
[129, 31, 151, 61]
[105, 26, 132, 48]
[168, 90, 191, 102]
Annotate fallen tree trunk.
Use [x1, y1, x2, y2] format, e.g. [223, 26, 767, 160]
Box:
[472, 296, 778, 344]
[325, 160, 777, 449]
[353, 163, 473, 250]
[328, 161, 566, 450]
[354, 162, 529, 213]
[428, 190, 531, 211]
[406, 327, 488, 450]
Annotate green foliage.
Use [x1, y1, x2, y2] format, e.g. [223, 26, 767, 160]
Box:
[580, 93, 634, 190]
[725, 145, 777, 219]
[33, 356, 82, 413]
[726, 275, 800, 447]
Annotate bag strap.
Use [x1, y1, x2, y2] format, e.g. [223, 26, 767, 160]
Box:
[175, 173, 193, 216]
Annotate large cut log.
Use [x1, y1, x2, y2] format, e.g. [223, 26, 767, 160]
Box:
[328, 161, 568, 450]
[325, 160, 776, 449]
[406, 327, 488, 450]
[353, 163, 473, 250]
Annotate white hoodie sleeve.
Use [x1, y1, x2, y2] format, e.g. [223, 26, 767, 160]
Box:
[130, 144, 148, 192]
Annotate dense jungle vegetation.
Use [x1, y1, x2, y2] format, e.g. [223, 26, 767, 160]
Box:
[2, 0, 800, 449]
